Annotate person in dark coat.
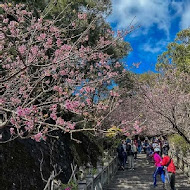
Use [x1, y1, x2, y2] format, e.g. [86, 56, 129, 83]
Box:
[117, 142, 125, 170]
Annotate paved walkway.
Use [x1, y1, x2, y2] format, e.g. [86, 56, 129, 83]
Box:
[104, 154, 190, 190]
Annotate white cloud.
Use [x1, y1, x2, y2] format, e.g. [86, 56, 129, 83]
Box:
[180, 2, 190, 29]
[170, 1, 184, 16]
[142, 39, 169, 54]
[143, 44, 162, 54]
[108, 0, 171, 36]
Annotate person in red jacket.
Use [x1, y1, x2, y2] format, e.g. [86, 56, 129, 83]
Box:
[161, 152, 176, 190]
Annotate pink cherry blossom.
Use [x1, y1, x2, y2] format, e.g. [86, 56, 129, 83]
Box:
[0, 3, 131, 142]
[32, 132, 43, 142]
[10, 128, 15, 135]
[60, 70, 67, 76]
[40, 33, 46, 40]
[0, 98, 5, 105]
[86, 98, 91, 105]
[44, 70, 51, 76]
[53, 86, 60, 91]
[64, 187, 71, 190]
[56, 117, 65, 125]
[78, 13, 87, 20]
[18, 45, 26, 55]
[67, 122, 75, 130]
[50, 113, 57, 121]
[125, 132, 130, 136]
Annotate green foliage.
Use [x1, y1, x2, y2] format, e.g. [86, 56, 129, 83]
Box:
[103, 136, 121, 152]
[169, 134, 190, 155]
[0, 140, 44, 189]
[7, 0, 130, 61]
[61, 180, 78, 190]
[137, 72, 159, 87]
[115, 71, 135, 96]
[69, 132, 120, 168]
[70, 132, 103, 167]
[157, 28, 190, 73]
[105, 126, 122, 138]
[92, 168, 97, 175]
[107, 39, 132, 61]
[49, 0, 111, 14]
[7, 0, 47, 10]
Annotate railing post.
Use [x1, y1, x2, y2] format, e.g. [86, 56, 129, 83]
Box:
[97, 161, 103, 173]
[114, 156, 117, 174]
[86, 164, 94, 190]
[171, 148, 190, 184]
[187, 165, 190, 183]
[78, 180, 87, 190]
[77, 155, 118, 190]
[86, 173, 94, 190]
[107, 162, 110, 184]
[100, 169, 104, 187]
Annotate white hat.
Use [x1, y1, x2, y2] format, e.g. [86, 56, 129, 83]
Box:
[154, 148, 160, 152]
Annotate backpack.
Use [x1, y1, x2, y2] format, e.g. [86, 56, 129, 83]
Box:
[131, 145, 135, 153]
[126, 144, 133, 155]
[117, 144, 124, 155]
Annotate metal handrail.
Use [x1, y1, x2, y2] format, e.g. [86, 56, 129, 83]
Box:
[78, 156, 118, 190]
[170, 149, 190, 180]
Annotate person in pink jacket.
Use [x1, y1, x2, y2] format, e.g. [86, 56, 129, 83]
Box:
[153, 148, 165, 188]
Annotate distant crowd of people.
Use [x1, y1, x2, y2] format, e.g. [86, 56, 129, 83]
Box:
[117, 137, 176, 190]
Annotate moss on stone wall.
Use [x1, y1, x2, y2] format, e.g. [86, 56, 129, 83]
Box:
[70, 132, 103, 167]
[0, 129, 118, 189]
[169, 134, 190, 155]
[0, 132, 73, 190]
[0, 140, 44, 190]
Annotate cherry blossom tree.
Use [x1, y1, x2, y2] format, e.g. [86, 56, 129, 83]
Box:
[0, 3, 134, 143]
[103, 88, 146, 137]
[138, 70, 190, 143]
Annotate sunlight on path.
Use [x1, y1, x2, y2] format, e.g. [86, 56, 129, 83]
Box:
[104, 154, 190, 190]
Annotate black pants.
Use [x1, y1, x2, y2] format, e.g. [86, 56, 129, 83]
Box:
[134, 152, 137, 159]
[168, 173, 175, 190]
[118, 154, 124, 169]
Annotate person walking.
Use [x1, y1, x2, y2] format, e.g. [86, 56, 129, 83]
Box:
[122, 140, 127, 168]
[143, 139, 149, 153]
[126, 140, 134, 170]
[152, 148, 165, 189]
[137, 138, 142, 153]
[162, 139, 170, 155]
[132, 140, 137, 160]
[117, 142, 125, 170]
[152, 139, 160, 150]
[146, 142, 153, 164]
[161, 152, 176, 190]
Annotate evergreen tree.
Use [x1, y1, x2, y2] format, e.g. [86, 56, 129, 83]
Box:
[157, 29, 190, 73]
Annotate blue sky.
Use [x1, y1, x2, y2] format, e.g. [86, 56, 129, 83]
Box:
[107, 0, 190, 73]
